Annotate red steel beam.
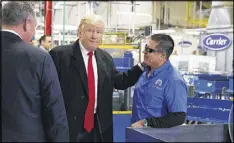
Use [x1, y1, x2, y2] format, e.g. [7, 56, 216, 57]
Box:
[44, 1, 52, 35]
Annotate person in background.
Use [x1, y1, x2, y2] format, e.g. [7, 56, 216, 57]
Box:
[39, 34, 52, 51]
[30, 35, 38, 47]
[192, 50, 199, 55]
[131, 34, 187, 128]
[1, 2, 69, 142]
[49, 14, 144, 142]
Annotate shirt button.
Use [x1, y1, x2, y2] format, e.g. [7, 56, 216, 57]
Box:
[74, 116, 76, 120]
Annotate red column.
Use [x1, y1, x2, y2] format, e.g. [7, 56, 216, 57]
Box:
[44, 1, 52, 35]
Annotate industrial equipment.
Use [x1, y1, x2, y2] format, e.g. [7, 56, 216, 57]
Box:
[100, 32, 138, 50]
[169, 55, 216, 74]
[112, 51, 134, 111]
[187, 97, 232, 123]
[178, 2, 233, 124]
[226, 76, 234, 100]
[193, 74, 229, 99]
[99, 32, 140, 111]
[182, 72, 233, 125]
[99, 32, 141, 142]
[182, 73, 232, 100]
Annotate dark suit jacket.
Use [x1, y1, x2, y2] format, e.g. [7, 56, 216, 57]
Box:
[1, 31, 69, 142]
[49, 39, 143, 142]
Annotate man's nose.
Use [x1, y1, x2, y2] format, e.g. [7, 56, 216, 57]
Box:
[91, 31, 99, 39]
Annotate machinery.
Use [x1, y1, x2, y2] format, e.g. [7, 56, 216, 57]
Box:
[99, 32, 140, 111]
[186, 74, 230, 99]
[99, 32, 141, 142]
[183, 73, 233, 124]
[169, 55, 216, 74]
[112, 51, 134, 111]
[226, 76, 234, 99]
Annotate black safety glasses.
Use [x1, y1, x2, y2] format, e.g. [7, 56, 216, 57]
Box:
[144, 44, 163, 53]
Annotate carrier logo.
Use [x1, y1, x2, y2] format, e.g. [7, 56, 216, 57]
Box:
[155, 79, 162, 87]
[203, 34, 231, 51]
[178, 40, 192, 47]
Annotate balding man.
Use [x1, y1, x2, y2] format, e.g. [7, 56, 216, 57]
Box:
[49, 14, 144, 142]
[2, 2, 69, 142]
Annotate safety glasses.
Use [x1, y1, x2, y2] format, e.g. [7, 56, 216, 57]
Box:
[144, 44, 163, 53]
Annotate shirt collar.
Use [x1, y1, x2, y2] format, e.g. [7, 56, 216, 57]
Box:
[148, 60, 171, 78]
[2, 29, 22, 39]
[40, 46, 46, 51]
[79, 40, 94, 56]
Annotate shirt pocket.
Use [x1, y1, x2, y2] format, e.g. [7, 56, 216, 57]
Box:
[143, 84, 164, 108]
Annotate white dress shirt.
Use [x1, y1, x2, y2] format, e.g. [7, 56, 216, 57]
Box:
[79, 40, 98, 114]
[40, 46, 47, 51]
[2, 29, 22, 39]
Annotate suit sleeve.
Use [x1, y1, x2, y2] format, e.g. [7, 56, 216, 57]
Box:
[49, 49, 61, 80]
[111, 58, 143, 90]
[40, 53, 69, 142]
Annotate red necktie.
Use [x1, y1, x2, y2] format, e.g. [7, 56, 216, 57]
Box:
[84, 52, 95, 132]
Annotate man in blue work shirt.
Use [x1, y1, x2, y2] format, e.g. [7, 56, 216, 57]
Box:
[131, 34, 187, 128]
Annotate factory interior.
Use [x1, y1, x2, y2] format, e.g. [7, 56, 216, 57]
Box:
[2, 1, 233, 142]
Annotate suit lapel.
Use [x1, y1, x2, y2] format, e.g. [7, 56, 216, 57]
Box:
[95, 49, 106, 95]
[70, 40, 88, 96]
[70, 41, 107, 99]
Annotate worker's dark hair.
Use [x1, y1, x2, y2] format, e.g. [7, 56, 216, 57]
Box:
[150, 34, 174, 59]
[39, 35, 50, 45]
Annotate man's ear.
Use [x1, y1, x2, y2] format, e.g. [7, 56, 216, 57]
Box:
[160, 53, 167, 59]
[41, 40, 45, 45]
[77, 26, 83, 36]
[23, 17, 31, 32]
[23, 22, 27, 32]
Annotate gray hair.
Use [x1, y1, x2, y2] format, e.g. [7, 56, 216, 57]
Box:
[150, 34, 175, 59]
[2, 1, 36, 26]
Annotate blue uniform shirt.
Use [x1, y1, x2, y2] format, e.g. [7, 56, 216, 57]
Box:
[131, 60, 187, 123]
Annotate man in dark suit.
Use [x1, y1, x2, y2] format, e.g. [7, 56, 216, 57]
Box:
[49, 14, 144, 142]
[38, 35, 52, 51]
[1, 2, 69, 142]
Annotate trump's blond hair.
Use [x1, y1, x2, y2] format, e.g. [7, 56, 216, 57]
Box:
[77, 14, 105, 36]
